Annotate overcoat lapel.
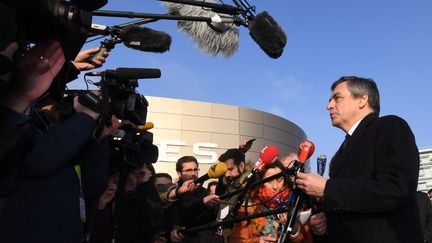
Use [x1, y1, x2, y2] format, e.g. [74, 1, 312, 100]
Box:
[329, 113, 378, 177]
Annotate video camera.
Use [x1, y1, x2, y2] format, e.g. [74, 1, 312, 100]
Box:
[61, 67, 160, 172]
[1, 0, 107, 59]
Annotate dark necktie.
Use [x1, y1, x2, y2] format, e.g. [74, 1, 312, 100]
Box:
[342, 134, 351, 150]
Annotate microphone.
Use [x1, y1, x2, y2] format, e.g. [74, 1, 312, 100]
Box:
[85, 67, 161, 80]
[316, 155, 327, 176]
[88, 24, 172, 64]
[161, 0, 240, 57]
[194, 162, 228, 184]
[248, 11, 287, 59]
[137, 122, 154, 131]
[121, 25, 171, 53]
[249, 145, 280, 176]
[297, 140, 315, 163]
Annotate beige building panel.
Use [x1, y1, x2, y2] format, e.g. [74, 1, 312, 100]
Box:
[151, 113, 182, 130]
[212, 133, 239, 149]
[152, 128, 181, 144]
[181, 131, 212, 145]
[182, 100, 211, 117]
[182, 115, 212, 132]
[150, 97, 183, 114]
[263, 126, 287, 144]
[239, 121, 263, 138]
[212, 104, 239, 119]
[239, 107, 263, 123]
[212, 118, 239, 134]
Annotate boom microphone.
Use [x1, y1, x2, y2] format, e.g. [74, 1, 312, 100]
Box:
[161, 0, 240, 57]
[194, 162, 228, 184]
[248, 11, 287, 59]
[316, 155, 327, 176]
[85, 67, 161, 80]
[88, 24, 172, 64]
[121, 25, 171, 53]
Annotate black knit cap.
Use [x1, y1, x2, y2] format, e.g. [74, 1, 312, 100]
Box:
[218, 148, 245, 165]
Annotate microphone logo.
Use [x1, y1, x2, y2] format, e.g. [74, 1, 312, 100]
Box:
[317, 155, 327, 176]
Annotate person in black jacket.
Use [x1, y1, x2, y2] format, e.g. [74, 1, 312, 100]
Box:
[169, 156, 221, 243]
[296, 76, 422, 243]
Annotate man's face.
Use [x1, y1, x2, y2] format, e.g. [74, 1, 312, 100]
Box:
[178, 161, 199, 181]
[224, 159, 245, 181]
[326, 82, 365, 133]
[428, 192, 432, 203]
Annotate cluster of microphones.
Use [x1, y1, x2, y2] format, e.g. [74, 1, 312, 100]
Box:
[177, 139, 329, 238]
[193, 140, 325, 189]
[88, 0, 287, 61]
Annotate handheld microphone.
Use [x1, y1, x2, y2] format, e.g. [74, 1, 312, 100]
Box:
[161, 0, 240, 57]
[248, 11, 287, 59]
[85, 67, 161, 80]
[194, 162, 228, 184]
[297, 140, 315, 163]
[316, 155, 327, 176]
[137, 122, 154, 131]
[248, 145, 279, 177]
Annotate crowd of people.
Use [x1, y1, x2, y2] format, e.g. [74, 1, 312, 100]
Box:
[0, 4, 429, 243]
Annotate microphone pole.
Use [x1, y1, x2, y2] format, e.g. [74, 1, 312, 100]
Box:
[92, 10, 239, 24]
[277, 161, 305, 243]
[182, 204, 290, 235]
[157, 0, 241, 15]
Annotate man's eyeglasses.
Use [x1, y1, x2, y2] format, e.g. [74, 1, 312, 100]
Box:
[182, 168, 200, 174]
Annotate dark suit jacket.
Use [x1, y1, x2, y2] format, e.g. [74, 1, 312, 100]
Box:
[417, 191, 432, 242]
[324, 113, 423, 243]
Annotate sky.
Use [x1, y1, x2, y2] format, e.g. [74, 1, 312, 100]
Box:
[69, 0, 432, 174]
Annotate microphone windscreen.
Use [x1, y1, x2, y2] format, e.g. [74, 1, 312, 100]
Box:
[248, 11, 287, 59]
[162, 0, 239, 57]
[114, 68, 161, 80]
[207, 162, 228, 178]
[297, 140, 315, 163]
[121, 25, 171, 53]
[259, 145, 280, 165]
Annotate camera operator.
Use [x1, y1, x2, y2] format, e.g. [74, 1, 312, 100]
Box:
[0, 41, 118, 243]
[0, 39, 65, 196]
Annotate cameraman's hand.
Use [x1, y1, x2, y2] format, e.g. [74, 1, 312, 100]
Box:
[73, 95, 100, 121]
[1, 39, 65, 113]
[99, 115, 121, 140]
[72, 47, 108, 71]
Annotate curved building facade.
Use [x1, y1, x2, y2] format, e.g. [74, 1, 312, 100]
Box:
[146, 96, 309, 180]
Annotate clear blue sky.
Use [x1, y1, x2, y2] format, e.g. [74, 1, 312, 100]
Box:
[70, 0, 432, 173]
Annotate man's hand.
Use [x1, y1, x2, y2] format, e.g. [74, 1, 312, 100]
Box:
[310, 212, 327, 235]
[1, 39, 65, 113]
[71, 47, 109, 71]
[295, 172, 327, 197]
[203, 194, 221, 208]
[177, 179, 198, 196]
[99, 115, 121, 140]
